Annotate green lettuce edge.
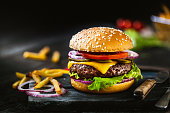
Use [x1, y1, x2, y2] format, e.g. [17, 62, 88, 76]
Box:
[69, 63, 143, 91]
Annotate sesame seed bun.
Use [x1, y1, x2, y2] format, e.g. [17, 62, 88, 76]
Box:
[71, 78, 134, 93]
[69, 27, 133, 52]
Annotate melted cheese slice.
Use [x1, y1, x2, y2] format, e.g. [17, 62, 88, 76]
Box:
[68, 61, 117, 74]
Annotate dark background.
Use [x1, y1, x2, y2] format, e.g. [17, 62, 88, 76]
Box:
[0, 0, 169, 35]
[0, 1, 170, 113]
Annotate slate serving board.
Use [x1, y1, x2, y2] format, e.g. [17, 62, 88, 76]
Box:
[28, 67, 170, 112]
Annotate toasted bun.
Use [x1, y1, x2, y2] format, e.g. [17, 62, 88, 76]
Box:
[71, 78, 134, 93]
[69, 27, 133, 52]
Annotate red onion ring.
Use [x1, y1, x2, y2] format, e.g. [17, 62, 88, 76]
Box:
[18, 80, 35, 92]
[74, 79, 93, 84]
[18, 80, 55, 93]
[68, 50, 86, 60]
[119, 78, 134, 83]
[73, 77, 134, 84]
[26, 88, 67, 97]
[124, 50, 139, 59]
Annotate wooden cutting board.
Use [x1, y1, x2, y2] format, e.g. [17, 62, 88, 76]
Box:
[28, 66, 170, 112]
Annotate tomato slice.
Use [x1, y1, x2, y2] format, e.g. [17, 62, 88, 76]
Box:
[81, 52, 128, 60]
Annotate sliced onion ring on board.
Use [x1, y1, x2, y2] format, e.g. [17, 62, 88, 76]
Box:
[26, 88, 67, 97]
[18, 79, 56, 93]
[17, 80, 35, 92]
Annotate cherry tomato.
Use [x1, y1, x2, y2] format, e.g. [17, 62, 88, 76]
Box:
[133, 21, 143, 31]
[81, 52, 128, 60]
[116, 18, 132, 30]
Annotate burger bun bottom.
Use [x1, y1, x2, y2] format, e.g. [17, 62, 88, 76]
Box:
[71, 78, 134, 93]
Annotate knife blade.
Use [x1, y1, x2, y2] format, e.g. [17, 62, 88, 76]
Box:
[155, 87, 170, 109]
[134, 71, 169, 99]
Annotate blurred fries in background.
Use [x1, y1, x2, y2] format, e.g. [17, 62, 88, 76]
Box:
[23, 46, 61, 63]
[159, 5, 170, 19]
[23, 46, 50, 61]
[152, 4, 170, 43]
[23, 52, 47, 60]
[52, 51, 60, 63]
[39, 46, 50, 55]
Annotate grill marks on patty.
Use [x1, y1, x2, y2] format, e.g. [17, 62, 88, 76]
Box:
[69, 63, 132, 79]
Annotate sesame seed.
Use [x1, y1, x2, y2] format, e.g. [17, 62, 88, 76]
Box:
[102, 36, 105, 39]
[96, 45, 101, 48]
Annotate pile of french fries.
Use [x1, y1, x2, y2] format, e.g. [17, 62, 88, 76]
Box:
[159, 5, 170, 19]
[23, 46, 60, 63]
[12, 68, 69, 94]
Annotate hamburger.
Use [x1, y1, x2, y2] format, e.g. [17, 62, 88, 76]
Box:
[68, 27, 143, 93]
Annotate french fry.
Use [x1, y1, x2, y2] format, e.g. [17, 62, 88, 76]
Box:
[51, 51, 60, 63]
[50, 78, 61, 94]
[34, 69, 63, 78]
[46, 69, 69, 74]
[23, 52, 47, 60]
[12, 80, 21, 89]
[39, 46, 50, 55]
[34, 77, 51, 89]
[31, 73, 41, 83]
[162, 5, 170, 19]
[16, 72, 25, 79]
[19, 76, 29, 85]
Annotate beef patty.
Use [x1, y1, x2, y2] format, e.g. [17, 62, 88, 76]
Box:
[69, 63, 132, 79]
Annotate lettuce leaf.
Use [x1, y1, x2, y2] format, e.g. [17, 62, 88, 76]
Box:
[124, 29, 164, 50]
[69, 63, 143, 91]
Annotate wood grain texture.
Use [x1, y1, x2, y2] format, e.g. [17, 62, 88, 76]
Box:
[134, 79, 156, 99]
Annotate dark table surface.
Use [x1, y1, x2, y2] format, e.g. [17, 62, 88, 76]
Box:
[0, 23, 170, 113]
